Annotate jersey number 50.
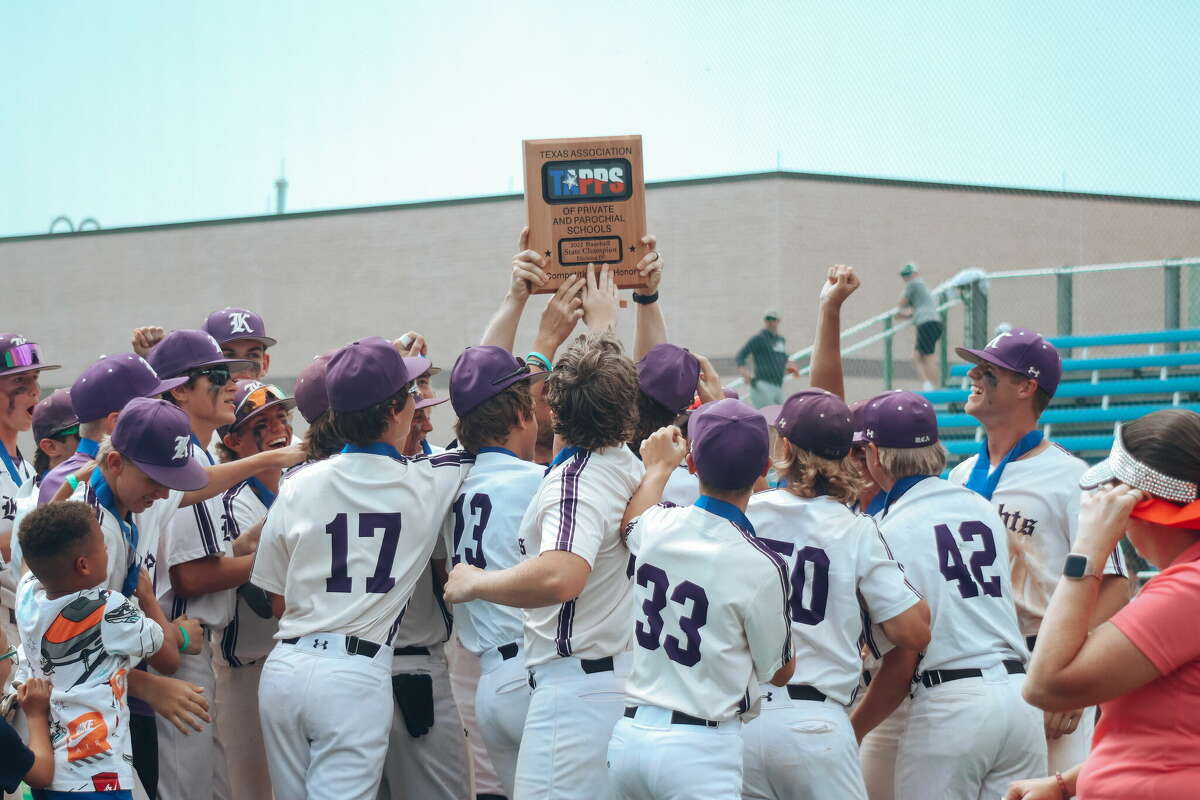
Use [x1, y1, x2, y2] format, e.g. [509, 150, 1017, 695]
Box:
[760, 539, 830, 625]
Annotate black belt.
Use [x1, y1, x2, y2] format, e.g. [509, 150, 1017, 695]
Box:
[1026, 635, 1038, 652]
[282, 635, 382, 659]
[624, 706, 719, 728]
[920, 659, 1025, 689]
[498, 642, 519, 660]
[528, 655, 614, 689]
[393, 646, 431, 656]
[787, 684, 827, 702]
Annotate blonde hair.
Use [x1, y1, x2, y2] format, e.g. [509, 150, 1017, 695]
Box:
[876, 442, 947, 481]
[775, 441, 861, 505]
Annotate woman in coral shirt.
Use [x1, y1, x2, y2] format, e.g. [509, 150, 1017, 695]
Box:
[1020, 409, 1200, 799]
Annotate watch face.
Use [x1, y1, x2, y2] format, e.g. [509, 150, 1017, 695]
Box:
[1063, 553, 1089, 579]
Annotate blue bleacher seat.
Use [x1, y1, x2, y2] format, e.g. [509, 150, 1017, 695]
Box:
[1048, 329, 1200, 349]
[923, 375, 1200, 405]
[943, 435, 1115, 456]
[948, 351, 1200, 378]
[937, 403, 1200, 429]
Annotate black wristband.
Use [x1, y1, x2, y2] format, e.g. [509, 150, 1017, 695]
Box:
[631, 291, 659, 305]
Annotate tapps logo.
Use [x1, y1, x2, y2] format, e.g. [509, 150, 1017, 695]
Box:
[542, 159, 632, 204]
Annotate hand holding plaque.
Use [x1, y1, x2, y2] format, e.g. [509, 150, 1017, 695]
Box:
[523, 135, 649, 293]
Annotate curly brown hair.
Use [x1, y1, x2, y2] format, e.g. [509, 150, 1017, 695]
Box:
[454, 381, 533, 454]
[303, 411, 345, 461]
[546, 332, 639, 451]
[775, 442, 862, 505]
[630, 390, 680, 453]
[331, 383, 413, 447]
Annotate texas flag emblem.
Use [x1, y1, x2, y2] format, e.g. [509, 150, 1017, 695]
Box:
[543, 159, 632, 203]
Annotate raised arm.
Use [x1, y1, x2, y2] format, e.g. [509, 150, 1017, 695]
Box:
[622, 426, 687, 531]
[480, 228, 548, 350]
[809, 264, 860, 399]
[632, 235, 667, 361]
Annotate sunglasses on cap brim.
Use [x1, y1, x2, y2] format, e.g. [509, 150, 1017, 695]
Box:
[236, 384, 289, 418]
[191, 365, 232, 386]
[3, 343, 45, 369]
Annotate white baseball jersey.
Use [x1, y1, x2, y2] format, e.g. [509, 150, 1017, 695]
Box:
[660, 465, 700, 507]
[215, 479, 278, 665]
[0, 446, 33, 627]
[520, 445, 644, 668]
[443, 447, 543, 654]
[875, 477, 1027, 672]
[159, 439, 236, 627]
[7, 473, 39, 582]
[623, 500, 793, 722]
[16, 576, 164, 793]
[746, 490, 921, 705]
[390, 557, 452, 649]
[251, 447, 474, 646]
[949, 443, 1126, 636]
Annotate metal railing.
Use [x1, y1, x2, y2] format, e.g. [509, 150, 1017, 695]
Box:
[728, 257, 1200, 393]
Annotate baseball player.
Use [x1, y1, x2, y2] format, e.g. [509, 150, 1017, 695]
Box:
[294, 352, 344, 462]
[855, 390, 1045, 799]
[0, 334, 59, 663]
[203, 307, 277, 381]
[7, 389, 78, 575]
[947, 328, 1128, 770]
[607, 400, 795, 800]
[252, 336, 474, 800]
[443, 307, 644, 799]
[211, 380, 297, 800]
[741, 389, 930, 800]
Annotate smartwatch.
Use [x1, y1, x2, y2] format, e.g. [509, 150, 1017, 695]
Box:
[1062, 553, 1099, 580]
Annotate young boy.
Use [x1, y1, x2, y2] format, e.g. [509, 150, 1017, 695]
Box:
[606, 399, 796, 800]
[15, 501, 169, 799]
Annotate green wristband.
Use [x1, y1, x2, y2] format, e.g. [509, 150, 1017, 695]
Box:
[178, 624, 190, 653]
[66, 474, 79, 491]
[526, 351, 552, 371]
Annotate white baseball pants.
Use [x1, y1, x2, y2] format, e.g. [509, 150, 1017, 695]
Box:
[607, 705, 744, 800]
[513, 652, 630, 800]
[741, 686, 868, 800]
[154, 634, 230, 800]
[445, 635, 504, 798]
[259, 635, 394, 800]
[475, 643, 531, 797]
[858, 696, 910, 800]
[894, 666, 1046, 800]
[213, 659, 271, 800]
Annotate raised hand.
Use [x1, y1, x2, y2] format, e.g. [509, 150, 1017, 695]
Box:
[819, 264, 861, 308]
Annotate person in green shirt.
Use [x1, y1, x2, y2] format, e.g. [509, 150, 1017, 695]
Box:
[736, 310, 798, 407]
[895, 263, 943, 390]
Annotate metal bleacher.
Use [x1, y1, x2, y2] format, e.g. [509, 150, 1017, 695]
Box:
[931, 328, 1200, 466]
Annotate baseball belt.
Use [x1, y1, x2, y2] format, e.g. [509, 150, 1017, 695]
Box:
[624, 706, 719, 728]
[919, 659, 1025, 689]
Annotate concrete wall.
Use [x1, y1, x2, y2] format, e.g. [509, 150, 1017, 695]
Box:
[3, 170, 1198, 446]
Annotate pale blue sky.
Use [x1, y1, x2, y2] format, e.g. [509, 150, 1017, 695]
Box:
[2, 0, 1197, 237]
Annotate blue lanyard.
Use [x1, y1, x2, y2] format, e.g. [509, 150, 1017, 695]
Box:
[694, 495, 756, 536]
[880, 475, 932, 517]
[341, 442, 405, 460]
[191, 434, 215, 466]
[0, 441, 21, 485]
[247, 476, 276, 508]
[964, 430, 1043, 501]
[866, 491, 887, 516]
[90, 470, 140, 597]
[478, 446, 519, 459]
[545, 445, 585, 475]
[76, 437, 100, 459]
[420, 439, 432, 456]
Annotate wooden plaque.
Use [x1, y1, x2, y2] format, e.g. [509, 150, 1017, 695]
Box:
[523, 135, 648, 293]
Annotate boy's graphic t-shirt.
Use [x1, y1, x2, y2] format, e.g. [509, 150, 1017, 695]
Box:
[16, 575, 163, 792]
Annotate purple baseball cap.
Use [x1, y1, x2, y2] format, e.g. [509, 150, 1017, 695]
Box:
[859, 390, 939, 448]
[773, 389, 854, 459]
[0, 334, 60, 377]
[722, 388, 740, 400]
[326, 336, 429, 413]
[415, 394, 448, 411]
[147, 330, 255, 380]
[450, 346, 547, 417]
[219, 380, 297, 437]
[203, 307, 277, 347]
[758, 403, 783, 426]
[689, 397, 770, 490]
[111, 397, 209, 491]
[956, 327, 1063, 397]
[71, 353, 189, 423]
[294, 352, 333, 423]
[32, 389, 78, 441]
[849, 399, 870, 444]
[637, 344, 700, 414]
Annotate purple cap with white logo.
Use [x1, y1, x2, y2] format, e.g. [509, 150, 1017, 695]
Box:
[326, 336, 429, 413]
[637, 344, 700, 414]
[689, 397, 770, 490]
[773, 389, 854, 459]
[71, 353, 189, 423]
[956, 327, 1063, 397]
[111, 397, 209, 491]
[0, 334, 60, 377]
[32, 389, 78, 441]
[849, 399, 870, 444]
[147, 330, 255, 380]
[219, 380, 297, 437]
[294, 353, 333, 423]
[859, 390, 939, 449]
[203, 307, 277, 347]
[449, 346, 546, 418]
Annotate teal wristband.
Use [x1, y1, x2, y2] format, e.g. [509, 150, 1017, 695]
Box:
[177, 624, 190, 653]
[66, 474, 79, 491]
[526, 351, 552, 371]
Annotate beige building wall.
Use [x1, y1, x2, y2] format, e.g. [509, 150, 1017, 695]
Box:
[3, 170, 1198, 440]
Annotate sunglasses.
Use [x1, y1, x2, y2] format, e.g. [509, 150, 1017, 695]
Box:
[2, 342, 43, 369]
[491, 361, 532, 386]
[192, 365, 232, 387]
[236, 384, 288, 418]
[50, 424, 80, 440]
